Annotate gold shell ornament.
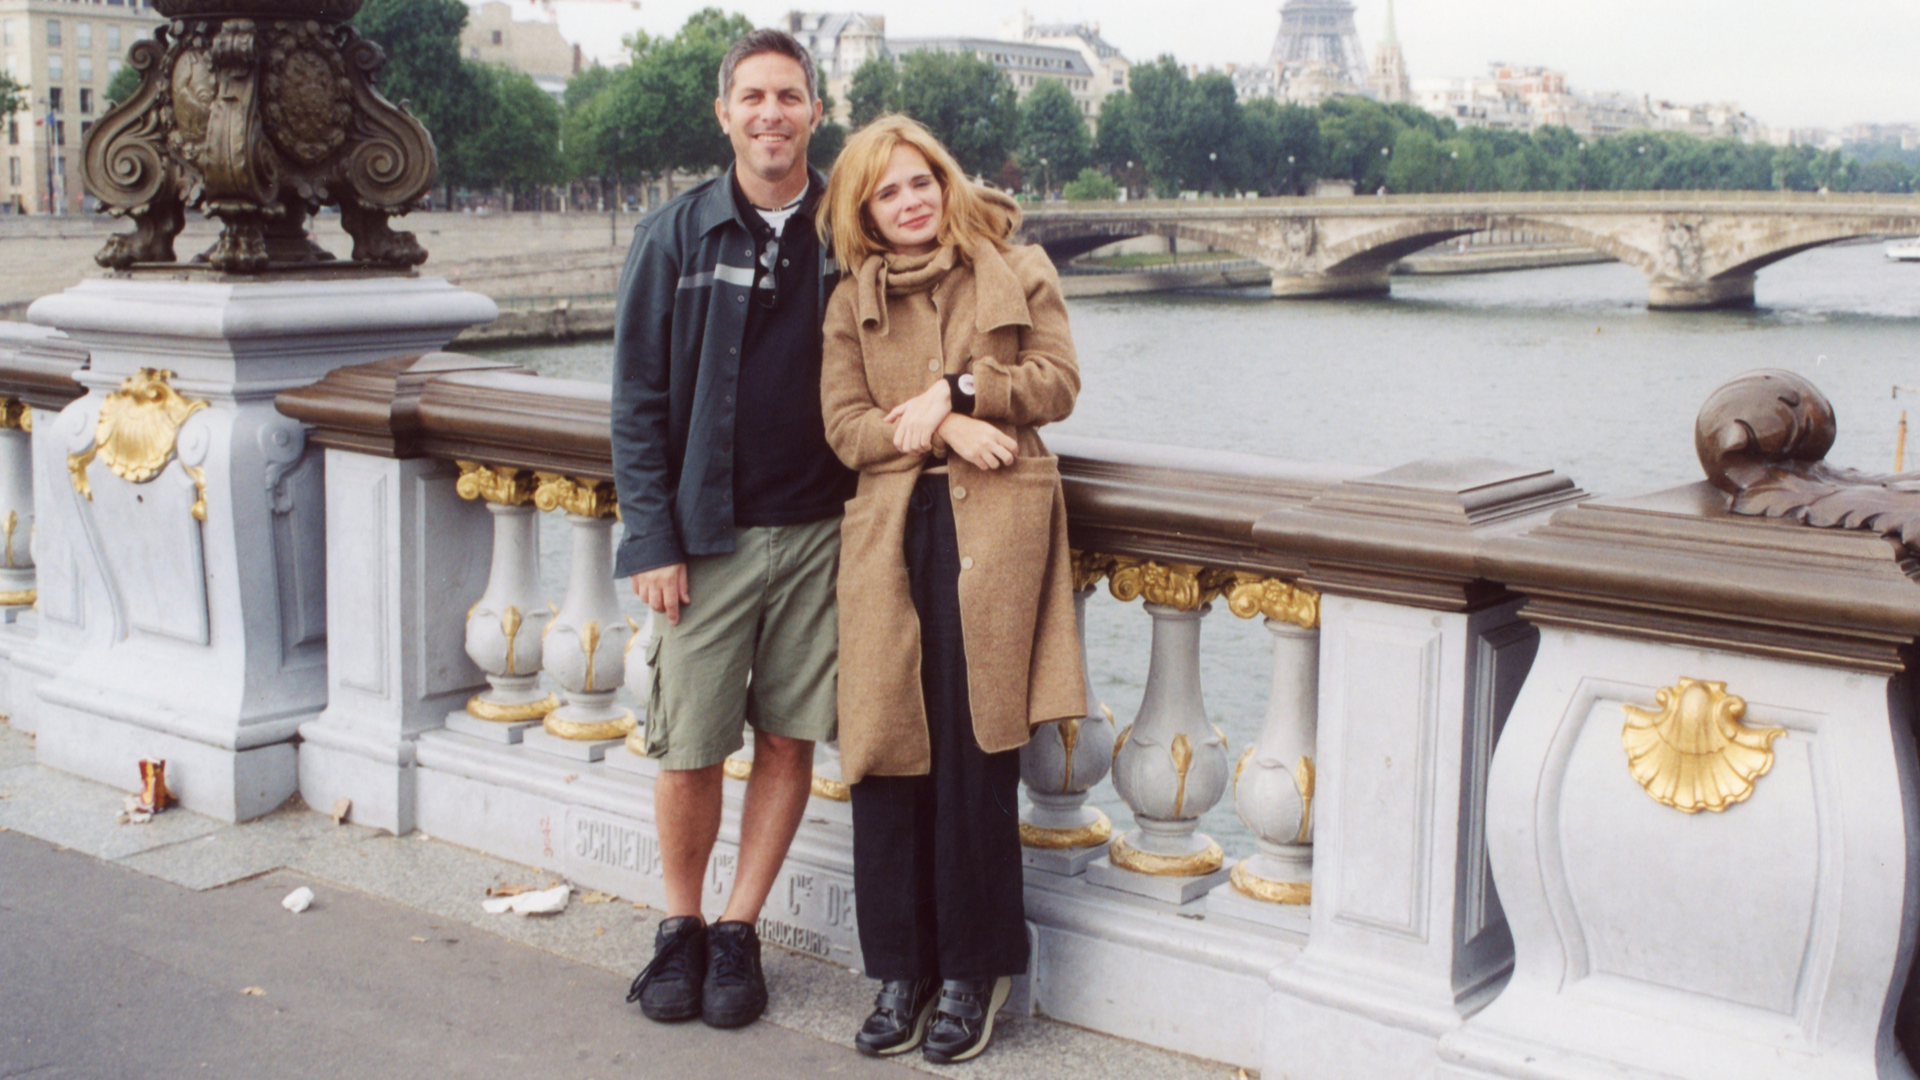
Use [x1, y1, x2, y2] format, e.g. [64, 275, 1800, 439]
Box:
[1621, 679, 1784, 813]
[96, 369, 208, 483]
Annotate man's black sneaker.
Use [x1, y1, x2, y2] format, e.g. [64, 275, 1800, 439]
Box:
[922, 976, 1012, 1064]
[702, 920, 768, 1028]
[626, 915, 706, 1022]
[854, 977, 939, 1056]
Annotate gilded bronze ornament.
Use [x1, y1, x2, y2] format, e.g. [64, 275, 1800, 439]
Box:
[1223, 573, 1320, 629]
[1105, 557, 1232, 611]
[1019, 808, 1112, 849]
[96, 368, 209, 484]
[1070, 549, 1116, 593]
[811, 773, 852, 801]
[455, 461, 539, 507]
[465, 693, 559, 723]
[0, 399, 31, 431]
[1229, 859, 1311, 905]
[84, 0, 434, 273]
[533, 474, 620, 519]
[1621, 678, 1784, 814]
[1108, 835, 1224, 877]
[543, 710, 637, 741]
[67, 369, 210, 521]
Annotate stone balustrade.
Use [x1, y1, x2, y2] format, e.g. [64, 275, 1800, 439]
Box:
[3, 318, 1918, 1080]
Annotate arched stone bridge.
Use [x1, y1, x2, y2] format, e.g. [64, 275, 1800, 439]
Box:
[1018, 192, 1920, 308]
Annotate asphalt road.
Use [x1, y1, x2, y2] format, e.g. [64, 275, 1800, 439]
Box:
[0, 829, 904, 1080]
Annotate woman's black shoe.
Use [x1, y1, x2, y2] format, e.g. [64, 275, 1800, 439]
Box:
[922, 976, 1012, 1064]
[855, 978, 939, 1057]
[626, 916, 706, 1022]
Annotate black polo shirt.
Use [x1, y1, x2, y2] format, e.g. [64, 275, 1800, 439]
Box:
[729, 175, 857, 527]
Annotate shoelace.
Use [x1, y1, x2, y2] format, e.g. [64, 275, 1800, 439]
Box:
[625, 924, 701, 1003]
[709, 933, 756, 986]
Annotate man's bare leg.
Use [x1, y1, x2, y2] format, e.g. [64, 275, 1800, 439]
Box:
[720, 730, 815, 924]
[655, 763, 725, 919]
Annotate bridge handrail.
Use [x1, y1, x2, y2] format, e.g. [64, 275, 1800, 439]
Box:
[1028, 189, 1920, 213]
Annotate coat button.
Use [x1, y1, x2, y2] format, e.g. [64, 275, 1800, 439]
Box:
[952, 485, 967, 500]
[960, 556, 974, 570]
[927, 359, 940, 371]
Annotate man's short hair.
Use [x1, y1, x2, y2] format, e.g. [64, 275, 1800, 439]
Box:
[718, 29, 818, 103]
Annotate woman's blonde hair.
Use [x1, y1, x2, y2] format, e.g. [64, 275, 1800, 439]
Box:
[819, 114, 1012, 267]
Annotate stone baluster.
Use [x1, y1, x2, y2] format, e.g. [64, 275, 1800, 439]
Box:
[1090, 559, 1234, 904]
[1210, 574, 1320, 926]
[0, 399, 36, 609]
[446, 462, 555, 742]
[1020, 551, 1119, 875]
[524, 474, 634, 759]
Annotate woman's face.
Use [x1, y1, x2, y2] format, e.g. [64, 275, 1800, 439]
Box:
[865, 144, 944, 257]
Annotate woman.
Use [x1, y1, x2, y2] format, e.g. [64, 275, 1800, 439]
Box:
[818, 115, 1086, 1064]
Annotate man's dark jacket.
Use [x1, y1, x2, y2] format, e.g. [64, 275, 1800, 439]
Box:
[610, 165, 838, 579]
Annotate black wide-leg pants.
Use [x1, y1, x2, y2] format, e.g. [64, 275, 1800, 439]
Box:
[850, 473, 1030, 982]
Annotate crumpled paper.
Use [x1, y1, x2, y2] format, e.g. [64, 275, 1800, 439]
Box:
[482, 883, 570, 916]
[282, 886, 315, 914]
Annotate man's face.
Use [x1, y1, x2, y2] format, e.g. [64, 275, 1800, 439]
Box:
[715, 52, 822, 189]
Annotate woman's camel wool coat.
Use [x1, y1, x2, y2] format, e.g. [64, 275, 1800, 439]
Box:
[821, 201, 1086, 784]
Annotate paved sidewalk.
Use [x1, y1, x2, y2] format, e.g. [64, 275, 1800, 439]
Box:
[0, 723, 1238, 1080]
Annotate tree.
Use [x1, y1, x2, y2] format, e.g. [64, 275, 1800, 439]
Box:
[1317, 97, 1401, 191]
[353, 0, 485, 200]
[1126, 56, 1192, 195]
[847, 55, 898, 129]
[1016, 78, 1090, 194]
[810, 91, 847, 169]
[0, 72, 26, 119]
[1240, 99, 1322, 194]
[103, 63, 140, 108]
[467, 65, 564, 208]
[1061, 167, 1118, 201]
[896, 49, 1018, 180]
[1184, 73, 1247, 194]
[1091, 90, 1146, 195]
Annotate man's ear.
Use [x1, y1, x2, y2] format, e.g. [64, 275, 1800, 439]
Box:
[714, 96, 729, 134]
[810, 96, 824, 132]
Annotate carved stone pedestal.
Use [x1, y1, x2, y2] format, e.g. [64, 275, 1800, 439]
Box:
[25, 274, 495, 822]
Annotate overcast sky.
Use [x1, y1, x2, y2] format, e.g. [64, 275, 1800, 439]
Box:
[504, 0, 1918, 131]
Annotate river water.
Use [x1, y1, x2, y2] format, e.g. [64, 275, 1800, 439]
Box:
[482, 242, 1920, 855]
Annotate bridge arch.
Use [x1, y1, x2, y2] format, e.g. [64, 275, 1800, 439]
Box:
[1025, 220, 1285, 268]
[1316, 216, 1660, 278]
[1711, 219, 1904, 280]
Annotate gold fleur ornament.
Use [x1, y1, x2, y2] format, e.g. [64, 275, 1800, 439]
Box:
[1621, 678, 1785, 813]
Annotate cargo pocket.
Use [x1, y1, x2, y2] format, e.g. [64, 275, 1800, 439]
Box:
[641, 633, 670, 757]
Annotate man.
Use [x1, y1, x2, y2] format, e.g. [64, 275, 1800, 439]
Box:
[611, 29, 852, 1030]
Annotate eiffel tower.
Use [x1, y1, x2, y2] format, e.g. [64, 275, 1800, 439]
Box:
[1268, 0, 1370, 102]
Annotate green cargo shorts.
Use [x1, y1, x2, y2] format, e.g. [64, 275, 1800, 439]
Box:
[638, 517, 841, 770]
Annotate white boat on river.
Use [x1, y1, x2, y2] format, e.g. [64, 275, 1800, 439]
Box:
[1887, 236, 1920, 261]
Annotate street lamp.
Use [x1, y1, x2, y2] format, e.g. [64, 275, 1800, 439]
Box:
[38, 96, 55, 217]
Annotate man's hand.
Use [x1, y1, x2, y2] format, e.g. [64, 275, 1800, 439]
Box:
[631, 563, 691, 626]
[884, 379, 952, 455]
[936, 415, 1017, 470]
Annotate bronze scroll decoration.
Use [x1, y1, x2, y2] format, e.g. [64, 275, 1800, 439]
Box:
[1699, 369, 1920, 549]
[83, 0, 435, 273]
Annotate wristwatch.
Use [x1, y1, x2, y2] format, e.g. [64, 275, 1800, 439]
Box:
[946, 372, 977, 415]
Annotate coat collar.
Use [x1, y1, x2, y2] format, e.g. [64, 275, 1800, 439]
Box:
[696, 163, 830, 237]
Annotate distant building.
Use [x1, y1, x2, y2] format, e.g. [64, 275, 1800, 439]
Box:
[785, 11, 888, 124]
[461, 1, 645, 73]
[1367, 0, 1409, 105]
[1268, 0, 1369, 105]
[889, 36, 1099, 121]
[461, 1, 579, 100]
[999, 13, 1129, 114]
[0, 0, 164, 214]
[1411, 62, 1766, 143]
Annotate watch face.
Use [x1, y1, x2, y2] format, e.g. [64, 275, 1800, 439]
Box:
[958, 374, 976, 395]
